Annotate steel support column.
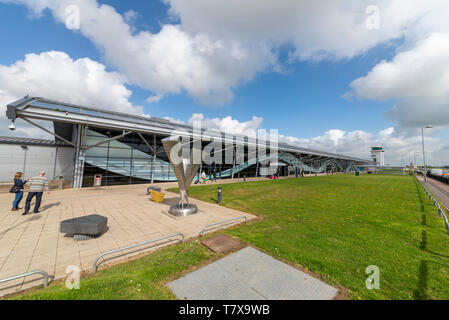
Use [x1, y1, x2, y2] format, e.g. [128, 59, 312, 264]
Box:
[73, 124, 87, 188]
[231, 145, 236, 180]
[151, 135, 156, 184]
[255, 156, 259, 177]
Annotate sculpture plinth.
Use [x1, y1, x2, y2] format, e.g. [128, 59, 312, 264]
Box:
[168, 203, 198, 217]
[162, 136, 203, 217]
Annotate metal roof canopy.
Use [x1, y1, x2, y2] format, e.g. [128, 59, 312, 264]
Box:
[6, 96, 374, 164]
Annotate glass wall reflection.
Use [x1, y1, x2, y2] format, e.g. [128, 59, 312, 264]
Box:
[83, 129, 177, 187]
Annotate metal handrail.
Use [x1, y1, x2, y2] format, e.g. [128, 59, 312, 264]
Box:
[0, 270, 49, 288]
[92, 232, 185, 273]
[200, 216, 247, 237]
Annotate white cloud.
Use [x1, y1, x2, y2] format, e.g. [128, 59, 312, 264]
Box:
[349, 34, 449, 101]
[0, 50, 142, 137]
[348, 33, 449, 128]
[283, 129, 374, 158]
[161, 113, 263, 136]
[0, 50, 142, 115]
[5, 0, 449, 108]
[167, 0, 449, 60]
[146, 94, 164, 104]
[123, 9, 139, 33]
[162, 116, 185, 125]
[124, 9, 138, 23]
[188, 113, 263, 138]
[0, 0, 277, 106]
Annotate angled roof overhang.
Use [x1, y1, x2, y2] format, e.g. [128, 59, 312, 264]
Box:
[6, 96, 375, 164]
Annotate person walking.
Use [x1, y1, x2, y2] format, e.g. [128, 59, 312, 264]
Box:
[23, 171, 49, 215]
[213, 168, 217, 182]
[11, 172, 27, 211]
[201, 170, 207, 184]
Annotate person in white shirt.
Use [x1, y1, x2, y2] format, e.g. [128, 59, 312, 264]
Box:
[201, 171, 207, 184]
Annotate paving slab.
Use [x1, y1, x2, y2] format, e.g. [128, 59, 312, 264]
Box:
[167, 247, 338, 300]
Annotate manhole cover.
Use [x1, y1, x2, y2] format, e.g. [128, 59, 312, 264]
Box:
[201, 234, 244, 253]
[167, 247, 339, 300]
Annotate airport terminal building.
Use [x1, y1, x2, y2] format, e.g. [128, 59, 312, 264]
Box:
[3, 96, 374, 187]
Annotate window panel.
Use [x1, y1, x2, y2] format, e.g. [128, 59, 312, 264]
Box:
[85, 147, 109, 157]
[108, 147, 132, 158]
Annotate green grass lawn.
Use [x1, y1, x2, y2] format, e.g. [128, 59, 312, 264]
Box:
[7, 174, 449, 300]
[185, 174, 449, 300]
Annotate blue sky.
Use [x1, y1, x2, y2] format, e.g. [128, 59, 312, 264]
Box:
[0, 0, 395, 137]
[0, 1, 448, 164]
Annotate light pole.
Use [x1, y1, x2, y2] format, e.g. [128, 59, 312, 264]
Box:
[422, 125, 432, 182]
[20, 145, 28, 177]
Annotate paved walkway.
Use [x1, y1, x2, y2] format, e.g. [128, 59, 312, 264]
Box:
[0, 182, 257, 296]
[167, 247, 338, 300]
[417, 175, 449, 211]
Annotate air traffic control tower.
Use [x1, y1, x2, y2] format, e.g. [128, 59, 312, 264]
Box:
[370, 146, 385, 166]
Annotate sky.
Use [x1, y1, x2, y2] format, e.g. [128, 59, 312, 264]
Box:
[0, 0, 448, 166]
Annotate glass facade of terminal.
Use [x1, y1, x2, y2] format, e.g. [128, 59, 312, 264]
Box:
[81, 128, 350, 187]
[82, 128, 266, 187]
[83, 129, 174, 186]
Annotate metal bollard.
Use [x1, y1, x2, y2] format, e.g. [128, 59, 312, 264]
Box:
[217, 186, 222, 205]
